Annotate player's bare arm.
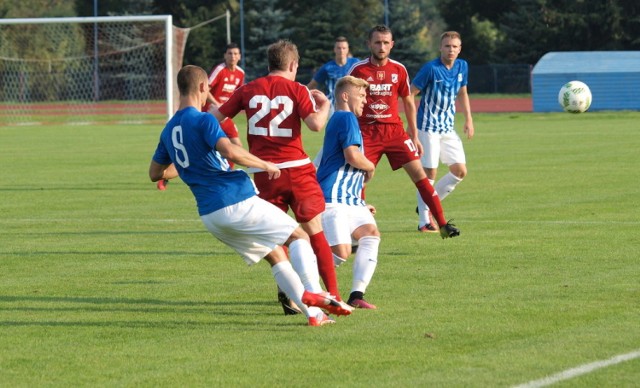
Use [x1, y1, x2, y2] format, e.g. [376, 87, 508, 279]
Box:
[208, 105, 227, 123]
[344, 145, 375, 182]
[148, 160, 178, 182]
[216, 137, 281, 179]
[401, 93, 423, 156]
[457, 86, 475, 139]
[307, 79, 319, 91]
[304, 89, 330, 131]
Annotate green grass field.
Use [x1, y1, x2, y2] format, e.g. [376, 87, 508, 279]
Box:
[1, 111, 639, 386]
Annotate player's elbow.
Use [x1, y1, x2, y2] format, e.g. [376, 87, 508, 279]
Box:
[149, 170, 163, 182]
[148, 163, 164, 182]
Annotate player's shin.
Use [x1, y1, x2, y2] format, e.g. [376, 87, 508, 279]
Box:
[288, 239, 323, 293]
[351, 236, 380, 293]
[434, 172, 462, 201]
[309, 231, 342, 300]
[415, 178, 447, 226]
[271, 261, 310, 317]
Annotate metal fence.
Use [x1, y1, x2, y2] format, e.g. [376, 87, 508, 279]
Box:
[468, 64, 532, 94]
[246, 64, 533, 94]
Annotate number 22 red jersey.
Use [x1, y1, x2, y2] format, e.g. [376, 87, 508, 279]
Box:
[218, 75, 319, 164]
[348, 57, 411, 126]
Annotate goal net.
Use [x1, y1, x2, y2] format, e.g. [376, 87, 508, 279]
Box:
[0, 15, 186, 126]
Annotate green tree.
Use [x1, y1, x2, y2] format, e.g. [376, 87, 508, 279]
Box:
[152, 0, 238, 72]
[498, 0, 638, 64]
[436, 0, 511, 64]
[387, 0, 431, 76]
[75, 0, 154, 16]
[2, 0, 76, 18]
[241, 0, 293, 77]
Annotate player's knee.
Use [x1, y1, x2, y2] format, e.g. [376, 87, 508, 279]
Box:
[451, 164, 467, 179]
[287, 227, 309, 245]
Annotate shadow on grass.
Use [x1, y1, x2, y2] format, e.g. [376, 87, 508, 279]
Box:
[0, 184, 177, 191]
[0, 295, 306, 328]
[3, 250, 223, 257]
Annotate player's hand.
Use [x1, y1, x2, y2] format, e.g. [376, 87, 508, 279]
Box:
[464, 122, 475, 139]
[410, 135, 424, 156]
[363, 168, 375, 183]
[263, 162, 281, 180]
[310, 89, 329, 105]
[366, 204, 377, 216]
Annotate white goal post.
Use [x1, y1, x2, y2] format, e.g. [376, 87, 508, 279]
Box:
[0, 15, 182, 125]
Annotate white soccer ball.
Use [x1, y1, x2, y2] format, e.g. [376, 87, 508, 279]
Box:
[558, 81, 592, 113]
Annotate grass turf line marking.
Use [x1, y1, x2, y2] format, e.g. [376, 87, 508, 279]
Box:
[513, 349, 640, 388]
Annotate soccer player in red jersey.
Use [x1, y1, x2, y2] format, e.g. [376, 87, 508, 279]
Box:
[211, 40, 348, 309]
[347, 25, 460, 239]
[204, 42, 245, 168]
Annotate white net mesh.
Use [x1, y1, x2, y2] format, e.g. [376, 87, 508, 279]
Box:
[0, 16, 181, 126]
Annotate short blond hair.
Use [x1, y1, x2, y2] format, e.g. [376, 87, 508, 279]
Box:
[267, 39, 299, 71]
[335, 75, 369, 96]
[441, 31, 462, 41]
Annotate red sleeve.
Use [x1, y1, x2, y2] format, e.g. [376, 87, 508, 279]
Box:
[218, 84, 244, 118]
[295, 84, 317, 120]
[397, 64, 411, 98]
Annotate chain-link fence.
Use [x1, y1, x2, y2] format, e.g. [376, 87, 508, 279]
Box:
[468, 64, 532, 94]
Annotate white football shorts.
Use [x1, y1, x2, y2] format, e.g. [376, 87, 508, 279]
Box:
[418, 130, 466, 169]
[321, 203, 377, 246]
[200, 196, 298, 265]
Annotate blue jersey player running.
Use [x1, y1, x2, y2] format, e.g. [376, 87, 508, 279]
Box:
[316, 75, 381, 310]
[149, 65, 352, 326]
[410, 31, 475, 233]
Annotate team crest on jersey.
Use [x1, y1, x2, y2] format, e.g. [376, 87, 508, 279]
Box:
[391, 74, 398, 83]
[376, 71, 385, 81]
[458, 73, 463, 82]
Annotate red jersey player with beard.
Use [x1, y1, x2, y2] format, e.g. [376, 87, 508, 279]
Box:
[348, 25, 460, 239]
[211, 40, 350, 315]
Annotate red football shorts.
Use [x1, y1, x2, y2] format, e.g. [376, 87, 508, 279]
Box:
[360, 122, 420, 170]
[253, 163, 325, 223]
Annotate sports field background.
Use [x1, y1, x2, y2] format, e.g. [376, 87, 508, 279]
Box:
[1, 108, 639, 386]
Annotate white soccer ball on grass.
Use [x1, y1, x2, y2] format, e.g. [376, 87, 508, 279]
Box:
[558, 81, 592, 113]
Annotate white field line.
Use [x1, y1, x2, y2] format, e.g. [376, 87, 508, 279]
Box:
[513, 349, 640, 388]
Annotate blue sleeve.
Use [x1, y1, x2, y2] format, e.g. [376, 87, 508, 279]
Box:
[413, 62, 432, 91]
[152, 140, 171, 165]
[339, 113, 362, 149]
[313, 63, 329, 84]
[202, 114, 227, 150]
[461, 60, 469, 87]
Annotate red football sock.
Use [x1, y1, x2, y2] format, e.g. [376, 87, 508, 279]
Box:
[415, 178, 447, 226]
[309, 231, 342, 301]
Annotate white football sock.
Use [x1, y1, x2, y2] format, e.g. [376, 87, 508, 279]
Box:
[434, 172, 463, 201]
[288, 239, 323, 293]
[417, 179, 436, 226]
[351, 236, 380, 293]
[271, 261, 310, 317]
